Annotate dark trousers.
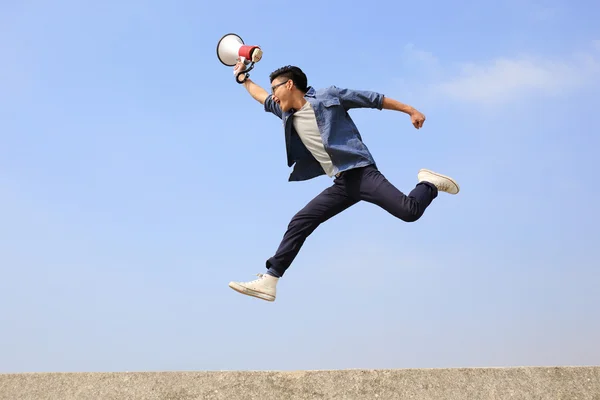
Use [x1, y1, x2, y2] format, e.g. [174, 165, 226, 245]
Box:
[266, 165, 438, 277]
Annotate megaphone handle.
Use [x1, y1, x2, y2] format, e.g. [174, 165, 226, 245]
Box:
[236, 62, 255, 84]
[236, 70, 249, 83]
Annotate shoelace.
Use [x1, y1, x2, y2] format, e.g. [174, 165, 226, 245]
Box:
[250, 273, 265, 282]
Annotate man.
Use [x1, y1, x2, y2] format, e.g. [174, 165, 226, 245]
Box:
[228, 63, 460, 302]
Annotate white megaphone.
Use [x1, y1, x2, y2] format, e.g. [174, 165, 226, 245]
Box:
[216, 33, 263, 83]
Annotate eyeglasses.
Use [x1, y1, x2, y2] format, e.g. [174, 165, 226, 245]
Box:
[271, 80, 290, 94]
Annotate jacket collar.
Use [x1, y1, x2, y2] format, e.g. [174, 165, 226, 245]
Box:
[304, 86, 316, 98]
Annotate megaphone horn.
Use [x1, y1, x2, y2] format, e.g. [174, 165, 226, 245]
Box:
[216, 33, 263, 83]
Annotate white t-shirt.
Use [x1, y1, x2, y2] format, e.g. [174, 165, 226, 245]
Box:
[292, 101, 335, 177]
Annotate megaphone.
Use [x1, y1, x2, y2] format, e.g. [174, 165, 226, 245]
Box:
[216, 33, 263, 83]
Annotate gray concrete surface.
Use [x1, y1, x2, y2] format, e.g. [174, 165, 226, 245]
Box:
[1, 366, 599, 400]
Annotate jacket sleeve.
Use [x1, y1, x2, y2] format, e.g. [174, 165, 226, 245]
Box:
[264, 94, 283, 119]
[334, 86, 385, 110]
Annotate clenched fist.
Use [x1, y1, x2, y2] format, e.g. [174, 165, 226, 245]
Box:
[410, 109, 426, 129]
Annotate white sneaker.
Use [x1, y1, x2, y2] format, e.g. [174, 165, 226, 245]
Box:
[418, 169, 460, 194]
[229, 273, 278, 302]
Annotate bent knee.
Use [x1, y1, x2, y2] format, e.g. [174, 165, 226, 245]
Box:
[401, 213, 421, 223]
[394, 209, 423, 223]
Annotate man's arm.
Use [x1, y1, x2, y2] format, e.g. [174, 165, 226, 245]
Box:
[234, 62, 269, 103]
[336, 87, 384, 110]
[242, 78, 282, 119]
[335, 86, 426, 129]
[234, 62, 282, 118]
[382, 96, 426, 130]
[382, 96, 415, 114]
[241, 78, 269, 104]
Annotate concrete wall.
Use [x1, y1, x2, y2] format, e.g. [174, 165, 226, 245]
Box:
[1, 366, 599, 400]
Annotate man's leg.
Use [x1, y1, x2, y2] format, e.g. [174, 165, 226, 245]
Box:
[266, 181, 358, 277]
[228, 179, 357, 301]
[356, 166, 459, 222]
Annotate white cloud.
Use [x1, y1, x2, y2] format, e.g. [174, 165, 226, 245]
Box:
[434, 54, 599, 104]
[404, 43, 600, 105]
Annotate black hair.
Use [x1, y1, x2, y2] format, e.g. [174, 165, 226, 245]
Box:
[269, 65, 308, 93]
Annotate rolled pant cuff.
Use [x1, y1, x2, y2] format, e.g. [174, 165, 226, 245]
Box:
[418, 181, 438, 198]
[266, 258, 285, 277]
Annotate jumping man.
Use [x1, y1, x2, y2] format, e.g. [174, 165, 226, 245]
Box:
[228, 63, 460, 302]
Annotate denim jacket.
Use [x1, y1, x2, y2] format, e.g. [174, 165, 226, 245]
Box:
[264, 86, 385, 181]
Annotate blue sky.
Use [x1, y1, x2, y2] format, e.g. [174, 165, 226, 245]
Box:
[1, 0, 599, 373]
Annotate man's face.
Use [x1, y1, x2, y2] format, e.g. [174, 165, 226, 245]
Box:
[270, 77, 292, 111]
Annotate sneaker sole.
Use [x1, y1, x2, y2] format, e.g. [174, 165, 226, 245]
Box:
[228, 282, 275, 302]
[419, 169, 460, 194]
